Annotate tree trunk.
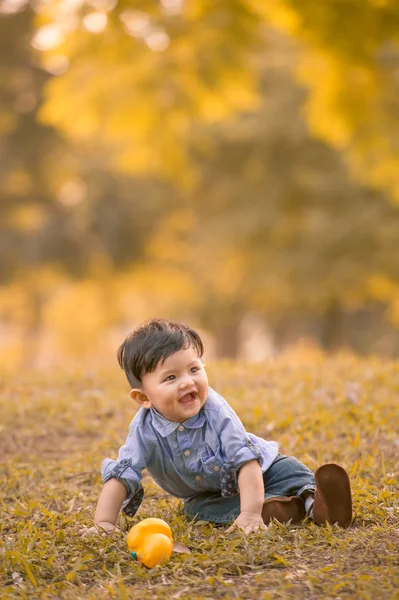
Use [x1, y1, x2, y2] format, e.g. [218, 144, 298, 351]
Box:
[22, 284, 43, 368]
[214, 320, 241, 359]
[321, 300, 343, 351]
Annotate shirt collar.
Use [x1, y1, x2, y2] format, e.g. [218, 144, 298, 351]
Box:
[150, 407, 206, 438]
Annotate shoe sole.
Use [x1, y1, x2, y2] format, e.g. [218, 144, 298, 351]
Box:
[314, 464, 352, 528]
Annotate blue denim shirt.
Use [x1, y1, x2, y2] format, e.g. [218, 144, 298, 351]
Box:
[102, 387, 279, 517]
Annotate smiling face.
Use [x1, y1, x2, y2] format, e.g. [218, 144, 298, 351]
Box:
[130, 345, 209, 422]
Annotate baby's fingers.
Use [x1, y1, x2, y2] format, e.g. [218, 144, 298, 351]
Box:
[80, 525, 103, 537]
[226, 522, 267, 535]
[244, 523, 268, 534]
[80, 525, 119, 537]
[225, 524, 237, 534]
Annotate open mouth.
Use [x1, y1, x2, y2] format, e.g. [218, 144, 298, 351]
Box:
[179, 392, 197, 405]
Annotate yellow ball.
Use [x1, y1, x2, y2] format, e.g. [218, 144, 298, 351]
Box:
[127, 518, 173, 569]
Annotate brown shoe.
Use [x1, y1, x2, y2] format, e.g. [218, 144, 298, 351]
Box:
[313, 463, 352, 528]
[262, 496, 306, 525]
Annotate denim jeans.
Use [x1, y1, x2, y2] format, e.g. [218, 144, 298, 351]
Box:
[183, 454, 315, 524]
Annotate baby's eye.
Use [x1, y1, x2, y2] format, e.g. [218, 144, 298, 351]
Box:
[165, 375, 176, 382]
[190, 366, 199, 373]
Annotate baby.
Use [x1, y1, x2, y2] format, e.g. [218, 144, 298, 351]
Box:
[94, 319, 352, 534]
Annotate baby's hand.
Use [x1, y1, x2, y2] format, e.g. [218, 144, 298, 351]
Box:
[80, 523, 119, 537]
[226, 512, 267, 535]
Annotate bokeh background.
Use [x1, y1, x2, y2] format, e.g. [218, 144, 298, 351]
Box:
[1, 0, 399, 371]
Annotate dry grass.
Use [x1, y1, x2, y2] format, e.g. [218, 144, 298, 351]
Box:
[1, 351, 399, 599]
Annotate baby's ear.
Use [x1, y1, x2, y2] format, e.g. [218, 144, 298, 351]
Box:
[130, 388, 152, 409]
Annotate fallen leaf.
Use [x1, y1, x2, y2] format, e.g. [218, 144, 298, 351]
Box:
[172, 541, 191, 554]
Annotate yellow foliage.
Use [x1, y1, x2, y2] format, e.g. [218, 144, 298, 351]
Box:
[6, 204, 46, 231]
[0, 281, 34, 327]
[0, 339, 26, 373]
[43, 280, 113, 356]
[35, 1, 261, 184]
[203, 248, 249, 302]
[40, 71, 101, 141]
[3, 168, 33, 196]
[0, 263, 202, 371]
[264, 1, 399, 203]
[32, 0, 399, 199]
[251, 0, 301, 33]
[0, 108, 17, 135]
[368, 274, 399, 301]
[120, 265, 201, 316]
[299, 50, 399, 202]
[146, 209, 197, 263]
[368, 275, 399, 325]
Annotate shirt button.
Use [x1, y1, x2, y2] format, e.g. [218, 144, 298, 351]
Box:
[184, 450, 191, 456]
[213, 465, 220, 472]
[195, 476, 201, 481]
[178, 426, 184, 431]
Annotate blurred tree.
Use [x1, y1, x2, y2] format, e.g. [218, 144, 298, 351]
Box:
[0, 5, 178, 279]
[259, 0, 399, 203]
[0, 4, 179, 362]
[0, 4, 81, 360]
[1, 1, 399, 363]
[117, 31, 399, 355]
[34, 0, 399, 202]
[34, 0, 260, 186]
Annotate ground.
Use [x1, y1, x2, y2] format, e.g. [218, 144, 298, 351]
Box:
[1, 350, 398, 599]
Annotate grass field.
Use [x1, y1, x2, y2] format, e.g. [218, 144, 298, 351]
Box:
[1, 351, 399, 599]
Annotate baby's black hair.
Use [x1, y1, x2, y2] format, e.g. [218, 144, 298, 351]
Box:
[117, 319, 204, 388]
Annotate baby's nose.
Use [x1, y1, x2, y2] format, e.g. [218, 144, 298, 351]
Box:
[179, 377, 194, 389]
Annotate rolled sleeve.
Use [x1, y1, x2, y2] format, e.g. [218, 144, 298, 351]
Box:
[231, 437, 263, 470]
[101, 423, 146, 516]
[217, 405, 263, 471]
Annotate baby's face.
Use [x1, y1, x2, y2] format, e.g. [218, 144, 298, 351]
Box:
[140, 345, 208, 422]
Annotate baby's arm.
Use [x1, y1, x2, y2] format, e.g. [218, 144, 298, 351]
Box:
[94, 478, 127, 532]
[227, 459, 266, 533]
